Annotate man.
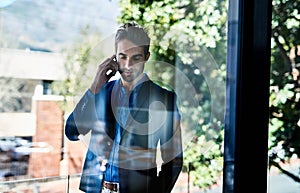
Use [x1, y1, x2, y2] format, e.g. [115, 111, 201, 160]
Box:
[65, 21, 183, 193]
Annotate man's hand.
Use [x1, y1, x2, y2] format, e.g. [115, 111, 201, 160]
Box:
[89, 55, 119, 94]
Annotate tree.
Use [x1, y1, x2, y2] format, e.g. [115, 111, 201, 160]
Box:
[0, 77, 37, 112]
[51, 26, 105, 114]
[268, 0, 300, 182]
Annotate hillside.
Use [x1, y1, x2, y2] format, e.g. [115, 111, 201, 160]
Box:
[0, 0, 119, 52]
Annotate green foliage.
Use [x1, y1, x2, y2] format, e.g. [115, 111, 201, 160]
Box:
[119, 0, 227, 65]
[184, 130, 224, 189]
[269, 0, 300, 182]
[271, 0, 300, 85]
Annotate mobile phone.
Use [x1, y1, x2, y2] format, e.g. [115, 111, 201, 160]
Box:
[106, 69, 114, 76]
[106, 56, 119, 76]
[113, 56, 124, 74]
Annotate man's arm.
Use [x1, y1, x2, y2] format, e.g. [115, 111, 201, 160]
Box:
[65, 90, 97, 141]
[65, 55, 118, 141]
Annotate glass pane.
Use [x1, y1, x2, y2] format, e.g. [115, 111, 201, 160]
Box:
[0, 0, 227, 192]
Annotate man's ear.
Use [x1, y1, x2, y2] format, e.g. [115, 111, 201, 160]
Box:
[145, 52, 150, 61]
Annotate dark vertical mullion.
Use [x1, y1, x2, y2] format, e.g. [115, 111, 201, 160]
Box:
[223, 0, 272, 193]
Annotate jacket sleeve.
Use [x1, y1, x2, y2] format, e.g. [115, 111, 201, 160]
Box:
[65, 90, 98, 141]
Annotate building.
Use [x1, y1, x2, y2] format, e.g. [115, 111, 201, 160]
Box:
[0, 48, 85, 182]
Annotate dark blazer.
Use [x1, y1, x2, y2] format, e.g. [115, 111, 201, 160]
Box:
[65, 79, 183, 193]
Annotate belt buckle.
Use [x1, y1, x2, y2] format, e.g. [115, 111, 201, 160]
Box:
[102, 181, 119, 193]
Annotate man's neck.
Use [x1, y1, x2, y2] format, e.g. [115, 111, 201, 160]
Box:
[121, 73, 145, 92]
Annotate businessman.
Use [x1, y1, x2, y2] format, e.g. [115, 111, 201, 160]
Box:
[65, 21, 183, 193]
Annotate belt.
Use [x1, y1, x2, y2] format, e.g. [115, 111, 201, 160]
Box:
[102, 181, 119, 192]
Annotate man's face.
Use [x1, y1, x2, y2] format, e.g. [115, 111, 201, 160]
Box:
[116, 39, 149, 83]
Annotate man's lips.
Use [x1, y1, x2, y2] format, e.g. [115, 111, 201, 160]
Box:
[120, 69, 133, 75]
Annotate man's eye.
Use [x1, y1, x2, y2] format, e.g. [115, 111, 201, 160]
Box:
[133, 56, 143, 61]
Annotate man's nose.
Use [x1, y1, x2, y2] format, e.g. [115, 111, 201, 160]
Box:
[124, 58, 132, 68]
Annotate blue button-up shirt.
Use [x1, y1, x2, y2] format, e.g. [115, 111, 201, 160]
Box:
[103, 73, 149, 183]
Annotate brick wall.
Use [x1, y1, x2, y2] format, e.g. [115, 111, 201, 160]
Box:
[28, 98, 64, 178]
[63, 138, 87, 175]
[27, 96, 86, 178]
